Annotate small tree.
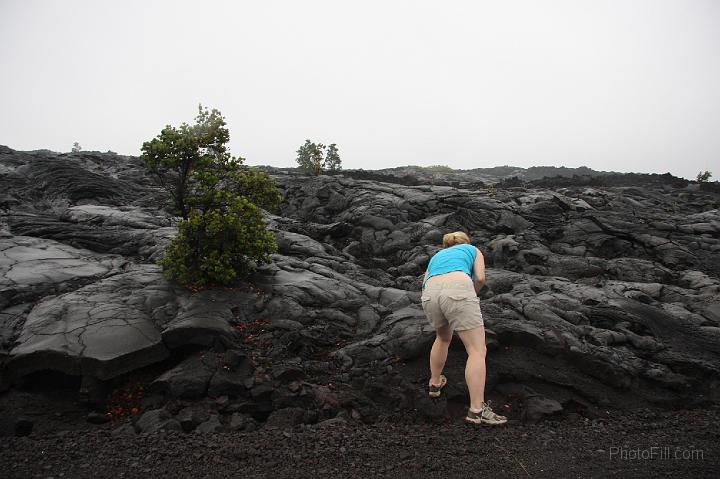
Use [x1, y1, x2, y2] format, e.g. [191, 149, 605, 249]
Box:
[141, 105, 230, 219]
[324, 143, 342, 172]
[141, 105, 282, 288]
[696, 170, 712, 183]
[295, 140, 342, 175]
[72, 142, 82, 153]
[296, 139, 323, 176]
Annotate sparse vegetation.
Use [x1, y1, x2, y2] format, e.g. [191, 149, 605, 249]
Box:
[295, 140, 342, 175]
[696, 170, 712, 183]
[487, 182, 496, 198]
[140, 104, 282, 288]
[71, 142, 82, 153]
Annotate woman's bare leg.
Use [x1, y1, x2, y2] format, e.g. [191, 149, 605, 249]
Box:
[429, 324, 453, 386]
[456, 326, 487, 411]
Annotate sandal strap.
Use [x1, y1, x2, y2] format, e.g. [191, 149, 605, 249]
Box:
[481, 401, 507, 420]
[429, 375, 446, 389]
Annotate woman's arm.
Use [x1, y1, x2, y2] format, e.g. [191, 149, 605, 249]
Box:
[472, 248, 486, 296]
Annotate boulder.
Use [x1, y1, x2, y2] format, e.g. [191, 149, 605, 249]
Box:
[522, 396, 564, 423]
[134, 409, 182, 433]
[195, 415, 223, 433]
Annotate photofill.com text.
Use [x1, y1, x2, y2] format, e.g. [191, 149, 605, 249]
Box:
[609, 446, 704, 460]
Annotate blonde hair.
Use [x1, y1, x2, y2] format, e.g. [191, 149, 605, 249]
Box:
[442, 231, 470, 248]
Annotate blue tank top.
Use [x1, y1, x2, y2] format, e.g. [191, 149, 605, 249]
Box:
[423, 243, 478, 288]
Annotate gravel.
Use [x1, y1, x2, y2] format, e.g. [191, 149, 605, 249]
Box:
[2, 406, 719, 478]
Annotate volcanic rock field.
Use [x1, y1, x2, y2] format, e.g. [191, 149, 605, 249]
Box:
[1, 145, 719, 477]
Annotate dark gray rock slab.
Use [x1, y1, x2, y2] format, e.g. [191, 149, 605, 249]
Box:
[4, 261, 259, 382]
[0, 235, 125, 309]
[6, 264, 171, 380]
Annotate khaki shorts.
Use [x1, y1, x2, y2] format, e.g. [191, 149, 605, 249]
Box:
[421, 282, 484, 331]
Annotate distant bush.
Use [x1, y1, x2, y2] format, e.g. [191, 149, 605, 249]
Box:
[71, 142, 82, 153]
[487, 183, 496, 198]
[696, 170, 712, 183]
[296, 140, 342, 175]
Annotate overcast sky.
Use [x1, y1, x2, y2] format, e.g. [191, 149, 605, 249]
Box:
[1, 1, 718, 179]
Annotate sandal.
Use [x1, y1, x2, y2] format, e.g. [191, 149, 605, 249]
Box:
[465, 400, 508, 425]
[428, 375, 447, 398]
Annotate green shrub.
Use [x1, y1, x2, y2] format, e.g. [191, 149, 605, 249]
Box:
[296, 139, 342, 175]
[487, 183, 496, 198]
[696, 170, 712, 183]
[158, 196, 277, 287]
[142, 105, 282, 288]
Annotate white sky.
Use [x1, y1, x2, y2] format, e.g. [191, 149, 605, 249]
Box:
[1, 0, 718, 179]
